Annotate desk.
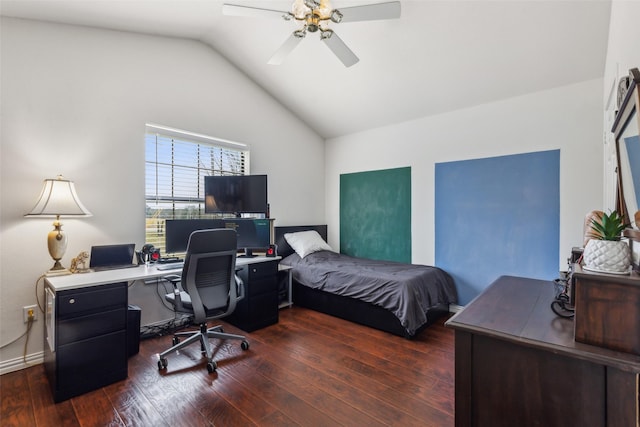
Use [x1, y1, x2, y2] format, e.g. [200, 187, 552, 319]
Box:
[44, 256, 280, 292]
[44, 256, 280, 402]
[446, 275, 640, 427]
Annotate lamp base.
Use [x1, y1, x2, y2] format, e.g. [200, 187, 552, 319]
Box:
[46, 268, 71, 277]
[47, 219, 69, 275]
[50, 260, 65, 270]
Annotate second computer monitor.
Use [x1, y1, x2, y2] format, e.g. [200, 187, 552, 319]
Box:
[165, 218, 271, 256]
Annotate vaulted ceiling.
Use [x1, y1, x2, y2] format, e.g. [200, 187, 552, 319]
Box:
[1, 1, 611, 138]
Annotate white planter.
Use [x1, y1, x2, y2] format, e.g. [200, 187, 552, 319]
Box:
[583, 239, 631, 274]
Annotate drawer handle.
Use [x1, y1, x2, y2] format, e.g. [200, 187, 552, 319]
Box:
[68, 298, 76, 304]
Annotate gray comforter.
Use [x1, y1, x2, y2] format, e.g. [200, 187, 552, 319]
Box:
[281, 251, 457, 335]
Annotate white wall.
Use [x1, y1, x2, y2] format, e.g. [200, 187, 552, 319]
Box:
[0, 17, 325, 370]
[326, 79, 604, 272]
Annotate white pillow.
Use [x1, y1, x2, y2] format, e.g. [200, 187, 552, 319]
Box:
[284, 230, 334, 258]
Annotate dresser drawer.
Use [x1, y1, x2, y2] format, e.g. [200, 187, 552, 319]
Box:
[57, 308, 127, 346]
[58, 283, 127, 317]
[56, 330, 127, 394]
[245, 260, 277, 279]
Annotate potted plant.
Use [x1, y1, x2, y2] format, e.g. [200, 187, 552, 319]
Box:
[583, 210, 631, 273]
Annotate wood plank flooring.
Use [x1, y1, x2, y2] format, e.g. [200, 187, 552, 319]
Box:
[1, 307, 455, 426]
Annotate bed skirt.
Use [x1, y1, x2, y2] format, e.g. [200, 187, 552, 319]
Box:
[292, 280, 450, 339]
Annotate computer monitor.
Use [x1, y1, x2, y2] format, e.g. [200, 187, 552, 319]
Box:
[220, 218, 271, 257]
[165, 219, 222, 254]
[204, 175, 268, 216]
[165, 218, 271, 256]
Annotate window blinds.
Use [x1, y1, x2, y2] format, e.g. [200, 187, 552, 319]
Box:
[144, 128, 249, 252]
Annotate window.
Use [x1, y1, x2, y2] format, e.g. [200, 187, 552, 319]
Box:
[145, 124, 249, 254]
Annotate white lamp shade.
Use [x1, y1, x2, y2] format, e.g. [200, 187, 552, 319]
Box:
[25, 176, 92, 217]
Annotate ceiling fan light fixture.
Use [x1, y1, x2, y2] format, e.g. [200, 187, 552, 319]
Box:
[320, 29, 333, 40]
[292, 0, 334, 22]
[330, 9, 343, 23]
[304, 0, 320, 9]
[317, 0, 333, 19]
[291, 0, 311, 19]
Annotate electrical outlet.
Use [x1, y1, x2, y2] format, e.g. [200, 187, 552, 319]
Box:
[23, 305, 37, 323]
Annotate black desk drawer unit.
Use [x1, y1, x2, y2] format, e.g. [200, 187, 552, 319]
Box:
[44, 282, 128, 402]
[226, 260, 279, 332]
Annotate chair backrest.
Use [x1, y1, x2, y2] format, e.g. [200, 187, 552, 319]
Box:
[182, 228, 239, 324]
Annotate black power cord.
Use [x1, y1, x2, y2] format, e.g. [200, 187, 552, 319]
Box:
[551, 274, 574, 318]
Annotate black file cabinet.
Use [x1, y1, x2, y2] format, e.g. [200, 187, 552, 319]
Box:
[226, 259, 279, 332]
[44, 281, 128, 402]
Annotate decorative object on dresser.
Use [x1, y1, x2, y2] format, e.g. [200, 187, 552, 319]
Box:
[25, 175, 92, 274]
[617, 74, 631, 108]
[626, 226, 640, 272]
[582, 209, 603, 246]
[581, 210, 631, 274]
[69, 251, 90, 273]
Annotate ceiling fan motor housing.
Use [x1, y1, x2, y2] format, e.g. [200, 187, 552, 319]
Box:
[307, 12, 321, 32]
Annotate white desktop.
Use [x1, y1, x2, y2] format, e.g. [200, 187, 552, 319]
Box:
[45, 255, 280, 292]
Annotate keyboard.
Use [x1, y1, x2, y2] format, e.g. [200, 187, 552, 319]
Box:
[156, 262, 184, 271]
[92, 264, 139, 272]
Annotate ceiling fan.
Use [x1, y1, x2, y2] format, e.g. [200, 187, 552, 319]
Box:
[222, 0, 401, 67]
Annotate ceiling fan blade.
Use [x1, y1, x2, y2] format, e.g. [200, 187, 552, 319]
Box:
[222, 4, 289, 19]
[321, 30, 359, 67]
[337, 1, 401, 23]
[268, 33, 304, 65]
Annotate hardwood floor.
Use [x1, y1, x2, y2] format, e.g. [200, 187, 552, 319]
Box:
[1, 307, 455, 427]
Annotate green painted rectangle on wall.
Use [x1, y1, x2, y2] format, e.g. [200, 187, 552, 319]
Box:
[340, 167, 411, 263]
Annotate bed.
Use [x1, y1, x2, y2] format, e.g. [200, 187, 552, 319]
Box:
[275, 225, 457, 338]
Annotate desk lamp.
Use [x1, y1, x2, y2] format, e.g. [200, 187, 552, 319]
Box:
[25, 175, 92, 274]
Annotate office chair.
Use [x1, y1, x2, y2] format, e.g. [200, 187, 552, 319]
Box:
[157, 228, 249, 373]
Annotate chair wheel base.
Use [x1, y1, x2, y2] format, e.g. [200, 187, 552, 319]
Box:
[158, 357, 168, 370]
[206, 361, 217, 373]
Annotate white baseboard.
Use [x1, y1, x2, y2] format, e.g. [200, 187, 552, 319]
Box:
[449, 304, 464, 313]
[0, 351, 44, 375]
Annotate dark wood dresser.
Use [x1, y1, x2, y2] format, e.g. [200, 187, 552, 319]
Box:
[446, 275, 640, 427]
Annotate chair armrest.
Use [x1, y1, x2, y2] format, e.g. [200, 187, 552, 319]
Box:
[164, 274, 185, 311]
[235, 274, 245, 301]
[164, 274, 181, 285]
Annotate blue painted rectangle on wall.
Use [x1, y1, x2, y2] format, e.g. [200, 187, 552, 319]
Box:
[435, 150, 560, 305]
